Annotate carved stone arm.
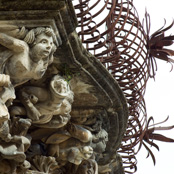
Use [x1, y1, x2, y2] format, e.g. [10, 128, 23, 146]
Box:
[19, 90, 41, 121]
[20, 86, 49, 102]
[0, 32, 26, 52]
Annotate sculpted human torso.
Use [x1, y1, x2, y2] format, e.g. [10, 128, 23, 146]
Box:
[3, 32, 54, 86]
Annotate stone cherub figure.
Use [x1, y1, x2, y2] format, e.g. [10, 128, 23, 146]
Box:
[0, 26, 58, 86]
[48, 141, 94, 167]
[12, 74, 74, 128]
[0, 26, 59, 141]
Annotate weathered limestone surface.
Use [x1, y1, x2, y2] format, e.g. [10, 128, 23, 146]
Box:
[0, 0, 128, 173]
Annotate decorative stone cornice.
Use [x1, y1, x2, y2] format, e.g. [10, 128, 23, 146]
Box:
[0, 0, 128, 173]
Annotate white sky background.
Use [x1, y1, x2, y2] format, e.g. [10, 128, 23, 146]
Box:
[74, 1, 174, 173]
[133, 0, 174, 173]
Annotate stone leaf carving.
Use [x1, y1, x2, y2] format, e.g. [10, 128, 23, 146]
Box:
[30, 155, 59, 173]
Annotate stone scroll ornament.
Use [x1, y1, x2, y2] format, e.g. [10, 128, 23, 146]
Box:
[0, 25, 99, 173]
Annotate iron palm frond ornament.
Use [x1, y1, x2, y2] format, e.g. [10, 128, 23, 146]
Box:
[144, 11, 174, 78]
[137, 116, 174, 165]
[73, 0, 174, 173]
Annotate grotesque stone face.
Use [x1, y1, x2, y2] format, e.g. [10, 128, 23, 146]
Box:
[81, 146, 93, 159]
[96, 129, 108, 153]
[30, 33, 54, 62]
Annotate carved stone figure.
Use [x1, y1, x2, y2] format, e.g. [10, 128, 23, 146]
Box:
[16, 74, 74, 127]
[0, 118, 31, 173]
[57, 145, 93, 166]
[38, 123, 93, 166]
[0, 27, 57, 86]
[92, 128, 108, 153]
[0, 26, 58, 141]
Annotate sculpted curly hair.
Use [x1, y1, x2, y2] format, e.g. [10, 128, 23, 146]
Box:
[24, 27, 57, 48]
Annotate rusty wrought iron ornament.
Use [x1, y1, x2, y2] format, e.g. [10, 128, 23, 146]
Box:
[73, 0, 174, 173]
